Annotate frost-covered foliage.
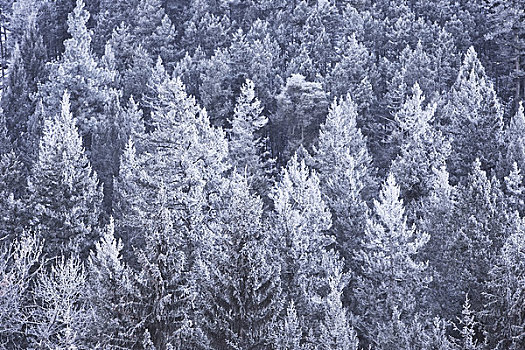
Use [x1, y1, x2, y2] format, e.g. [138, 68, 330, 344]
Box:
[1, 0, 524, 348]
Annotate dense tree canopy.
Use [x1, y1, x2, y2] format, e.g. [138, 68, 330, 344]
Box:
[0, 0, 524, 349]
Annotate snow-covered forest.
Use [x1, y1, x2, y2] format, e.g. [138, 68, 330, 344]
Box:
[0, 0, 524, 348]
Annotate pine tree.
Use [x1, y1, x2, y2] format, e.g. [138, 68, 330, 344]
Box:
[449, 159, 512, 313]
[132, 0, 177, 64]
[355, 173, 430, 347]
[85, 217, 136, 348]
[0, 233, 41, 348]
[484, 0, 525, 105]
[390, 83, 451, 221]
[327, 33, 377, 117]
[418, 165, 458, 318]
[228, 79, 273, 197]
[271, 154, 334, 339]
[504, 162, 525, 215]
[28, 256, 89, 349]
[199, 48, 233, 127]
[204, 173, 282, 349]
[482, 213, 525, 350]
[317, 255, 359, 350]
[135, 74, 230, 258]
[312, 94, 372, 287]
[442, 47, 504, 183]
[27, 91, 103, 260]
[93, 0, 137, 54]
[112, 138, 146, 253]
[505, 101, 525, 174]
[130, 185, 208, 350]
[38, 0, 114, 151]
[275, 302, 303, 350]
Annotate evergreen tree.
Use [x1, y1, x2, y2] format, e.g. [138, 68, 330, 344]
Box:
[312, 94, 372, 287]
[27, 91, 103, 260]
[504, 162, 525, 215]
[442, 47, 504, 183]
[93, 0, 137, 54]
[275, 302, 303, 350]
[453, 294, 485, 350]
[85, 217, 136, 348]
[390, 83, 451, 220]
[38, 0, 115, 153]
[130, 185, 208, 350]
[205, 173, 282, 350]
[505, 101, 525, 174]
[482, 213, 525, 350]
[28, 256, 89, 349]
[273, 74, 329, 163]
[484, 0, 525, 105]
[355, 173, 430, 347]
[418, 165, 458, 318]
[448, 159, 511, 313]
[270, 154, 334, 340]
[0, 233, 41, 348]
[134, 73, 229, 258]
[132, 0, 177, 65]
[317, 255, 359, 350]
[228, 79, 273, 197]
[327, 33, 377, 117]
[199, 47, 233, 127]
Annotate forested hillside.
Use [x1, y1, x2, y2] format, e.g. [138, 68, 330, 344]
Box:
[0, 0, 524, 349]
